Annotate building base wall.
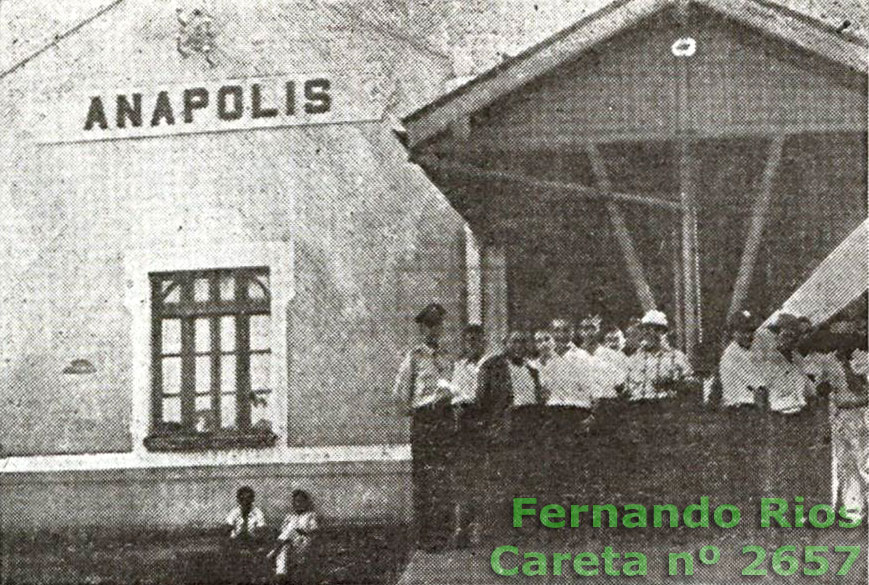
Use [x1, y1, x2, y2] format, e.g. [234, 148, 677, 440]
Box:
[0, 459, 411, 536]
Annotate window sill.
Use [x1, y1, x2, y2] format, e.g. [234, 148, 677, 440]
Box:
[143, 430, 279, 452]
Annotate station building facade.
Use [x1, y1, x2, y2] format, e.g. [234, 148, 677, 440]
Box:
[1, 0, 866, 538]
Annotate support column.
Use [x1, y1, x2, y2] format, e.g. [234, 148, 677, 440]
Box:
[480, 243, 508, 351]
[464, 224, 482, 325]
[672, 226, 684, 348]
[674, 2, 699, 361]
[680, 141, 699, 363]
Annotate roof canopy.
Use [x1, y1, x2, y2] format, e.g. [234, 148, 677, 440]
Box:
[402, 0, 867, 148]
[763, 219, 868, 327]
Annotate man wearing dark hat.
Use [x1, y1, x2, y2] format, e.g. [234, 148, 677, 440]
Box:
[393, 303, 454, 551]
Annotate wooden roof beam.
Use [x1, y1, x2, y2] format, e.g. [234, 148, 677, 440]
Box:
[412, 155, 682, 212]
[726, 135, 787, 323]
[429, 122, 866, 155]
[403, 0, 673, 148]
[586, 143, 658, 312]
[703, 0, 867, 73]
[403, 0, 866, 148]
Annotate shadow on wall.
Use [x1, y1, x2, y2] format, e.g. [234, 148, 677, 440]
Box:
[287, 211, 465, 448]
[288, 236, 404, 447]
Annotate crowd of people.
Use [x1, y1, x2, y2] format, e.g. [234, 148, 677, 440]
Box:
[393, 301, 869, 553]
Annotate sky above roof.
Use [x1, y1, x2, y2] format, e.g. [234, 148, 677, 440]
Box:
[2, 0, 865, 82]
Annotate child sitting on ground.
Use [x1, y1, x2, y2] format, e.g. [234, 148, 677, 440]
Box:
[226, 485, 267, 541]
[269, 489, 319, 584]
[223, 486, 270, 583]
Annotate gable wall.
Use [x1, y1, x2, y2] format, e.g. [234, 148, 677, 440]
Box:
[0, 0, 464, 457]
[468, 8, 866, 144]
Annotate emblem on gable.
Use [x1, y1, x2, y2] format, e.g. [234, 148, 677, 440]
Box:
[177, 7, 216, 66]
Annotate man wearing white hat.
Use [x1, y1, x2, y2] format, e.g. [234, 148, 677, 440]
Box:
[623, 310, 693, 401]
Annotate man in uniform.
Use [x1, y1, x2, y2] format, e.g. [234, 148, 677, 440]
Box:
[393, 303, 454, 551]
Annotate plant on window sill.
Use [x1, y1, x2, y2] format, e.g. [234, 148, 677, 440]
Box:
[143, 423, 277, 452]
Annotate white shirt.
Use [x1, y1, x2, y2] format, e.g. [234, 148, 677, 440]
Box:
[624, 347, 693, 400]
[393, 345, 453, 410]
[595, 346, 629, 371]
[277, 510, 318, 545]
[804, 351, 864, 411]
[450, 356, 482, 405]
[719, 342, 766, 406]
[225, 506, 266, 539]
[509, 361, 538, 406]
[562, 343, 584, 362]
[275, 510, 318, 574]
[574, 346, 627, 399]
[763, 350, 811, 413]
[850, 349, 868, 378]
[538, 353, 592, 408]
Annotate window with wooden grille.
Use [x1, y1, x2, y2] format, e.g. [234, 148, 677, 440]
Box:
[144, 267, 276, 451]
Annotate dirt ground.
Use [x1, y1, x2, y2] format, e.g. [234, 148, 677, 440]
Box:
[1, 525, 411, 585]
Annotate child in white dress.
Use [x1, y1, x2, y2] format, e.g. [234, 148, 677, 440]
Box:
[270, 489, 319, 584]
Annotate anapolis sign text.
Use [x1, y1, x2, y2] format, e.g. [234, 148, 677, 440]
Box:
[34, 74, 384, 143]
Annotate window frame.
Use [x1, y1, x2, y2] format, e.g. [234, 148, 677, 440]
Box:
[124, 241, 292, 455]
[149, 267, 271, 437]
